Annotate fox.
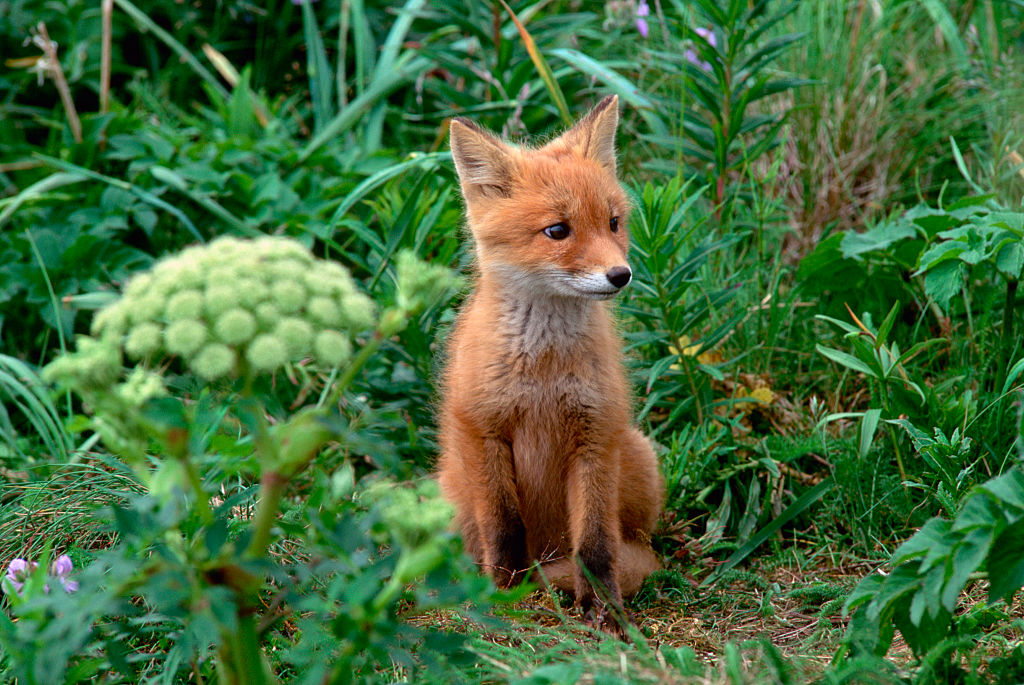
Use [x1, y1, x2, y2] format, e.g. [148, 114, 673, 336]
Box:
[437, 95, 664, 630]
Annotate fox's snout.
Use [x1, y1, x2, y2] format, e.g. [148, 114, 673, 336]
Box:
[606, 266, 631, 289]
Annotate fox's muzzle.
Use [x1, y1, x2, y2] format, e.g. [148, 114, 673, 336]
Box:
[605, 266, 632, 289]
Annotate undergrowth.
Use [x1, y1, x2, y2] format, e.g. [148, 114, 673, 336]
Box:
[2, 0, 1024, 682]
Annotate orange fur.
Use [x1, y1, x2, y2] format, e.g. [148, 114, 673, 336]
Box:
[437, 97, 664, 622]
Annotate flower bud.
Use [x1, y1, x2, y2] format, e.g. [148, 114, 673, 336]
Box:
[314, 330, 351, 367]
[272, 281, 306, 314]
[125, 322, 162, 359]
[215, 309, 257, 345]
[165, 290, 204, 321]
[165, 319, 207, 356]
[247, 334, 287, 372]
[276, 317, 314, 357]
[307, 296, 341, 328]
[191, 343, 235, 380]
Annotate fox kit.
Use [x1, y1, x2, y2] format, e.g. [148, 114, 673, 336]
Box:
[437, 96, 664, 627]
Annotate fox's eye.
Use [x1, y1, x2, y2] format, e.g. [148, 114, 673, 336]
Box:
[544, 223, 571, 240]
[610, 216, 619, 233]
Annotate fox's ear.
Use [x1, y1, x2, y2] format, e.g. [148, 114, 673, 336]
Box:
[450, 118, 513, 198]
[556, 95, 619, 172]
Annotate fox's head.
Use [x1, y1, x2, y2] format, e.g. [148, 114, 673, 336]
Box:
[450, 96, 632, 300]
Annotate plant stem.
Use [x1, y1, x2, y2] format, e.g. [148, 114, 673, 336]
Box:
[246, 470, 289, 558]
[183, 456, 214, 524]
[323, 331, 383, 408]
[995, 278, 1018, 393]
[881, 387, 908, 483]
[234, 609, 268, 685]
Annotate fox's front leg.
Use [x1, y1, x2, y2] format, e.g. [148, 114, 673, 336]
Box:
[567, 450, 624, 618]
[470, 434, 529, 588]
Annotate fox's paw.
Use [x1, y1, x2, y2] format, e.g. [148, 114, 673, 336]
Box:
[581, 602, 633, 641]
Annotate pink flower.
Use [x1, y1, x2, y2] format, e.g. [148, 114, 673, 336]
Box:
[636, 1, 650, 38]
[686, 26, 716, 71]
[3, 554, 79, 595]
[4, 558, 37, 594]
[53, 554, 79, 593]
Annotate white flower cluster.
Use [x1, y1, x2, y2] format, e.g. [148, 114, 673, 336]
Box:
[363, 479, 454, 548]
[91, 236, 375, 380]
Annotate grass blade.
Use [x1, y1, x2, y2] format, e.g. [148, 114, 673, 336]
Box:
[150, 166, 259, 236]
[301, 0, 333, 133]
[0, 172, 86, 228]
[321, 151, 451, 240]
[550, 48, 668, 138]
[299, 54, 430, 162]
[0, 356, 73, 462]
[499, 0, 572, 126]
[112, 0, 229, 101]
[702, 478, 834, 586]
[375, 0, 427, 79]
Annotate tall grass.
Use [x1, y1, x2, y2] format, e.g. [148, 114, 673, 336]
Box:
[777, 0, 1024, 252]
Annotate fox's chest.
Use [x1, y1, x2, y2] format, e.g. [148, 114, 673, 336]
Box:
[498, 294, 592, 360]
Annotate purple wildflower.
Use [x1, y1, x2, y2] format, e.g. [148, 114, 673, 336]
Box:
[52, 554, 79, 593]
[4, 558, 38, 594]
[3, 554, 79, 595]
[685, 27, 716, 72]
[636, 1, 650, 38]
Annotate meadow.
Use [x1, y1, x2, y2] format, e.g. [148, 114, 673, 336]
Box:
[1, 0, 1023, 682]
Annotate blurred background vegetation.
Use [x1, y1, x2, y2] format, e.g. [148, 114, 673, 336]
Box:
[2, 0, 1024, 682]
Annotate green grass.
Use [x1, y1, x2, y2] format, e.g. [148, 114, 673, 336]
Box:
[1, 0, 1023, 682]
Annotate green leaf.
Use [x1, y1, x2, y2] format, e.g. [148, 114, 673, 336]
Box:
[950, 137, 986, 195]
[840, 220, 917, 259]
[922, 260, 965, 309]
[875, 301, 900, 349]
[499, 0, 572, 126]
[995, 241, 1024, 279]
[920, 0, 969, 71]
[987, 518, 1024, 605]
[550, 48, 668, 139]
[702, 479, 834, 586]
[299, 54, 430, 162]
[300, 0, 333, 133]
[1002, 357, 1024, 395]
[0, 172, 87, 228]
[859, 409, 882, 460]
[816, 344, 877, 378]
[113, 0, 229, 100]
[891, 519, 953, 566]
[979, 470, 1024, 514]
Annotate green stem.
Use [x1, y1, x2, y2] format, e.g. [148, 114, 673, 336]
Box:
[995, 278, 1018, 394]
[234, 609, 268, 685]
[183, 456, 214, 524]
[245, 470, 289, 558]
[323, 331, 384, 408]
[881, 389, 908, 483]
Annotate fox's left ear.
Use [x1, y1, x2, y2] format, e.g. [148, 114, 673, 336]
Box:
[556, 95, 619, 172]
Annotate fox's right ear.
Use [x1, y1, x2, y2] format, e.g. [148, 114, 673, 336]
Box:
[450, 119, 512, 198]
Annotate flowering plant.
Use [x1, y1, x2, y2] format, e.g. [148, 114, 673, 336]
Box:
[3, 554, 78, 597]
[0, 237, 493, 685]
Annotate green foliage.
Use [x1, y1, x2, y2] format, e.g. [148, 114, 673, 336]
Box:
[641, 0, 808, 212]
[1, 238, 477, 684]
[890, 419, 977, 516]
[624, 177, 743, 431]
[3, 0, 1024, 680]
[843, 468, 1024, 671]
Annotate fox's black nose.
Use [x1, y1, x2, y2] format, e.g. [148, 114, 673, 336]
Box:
[606, 266, 632, 289]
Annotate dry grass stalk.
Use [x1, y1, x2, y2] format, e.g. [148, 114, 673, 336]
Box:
[100, 0, 113, 114]
[35, 22, 82, 143]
